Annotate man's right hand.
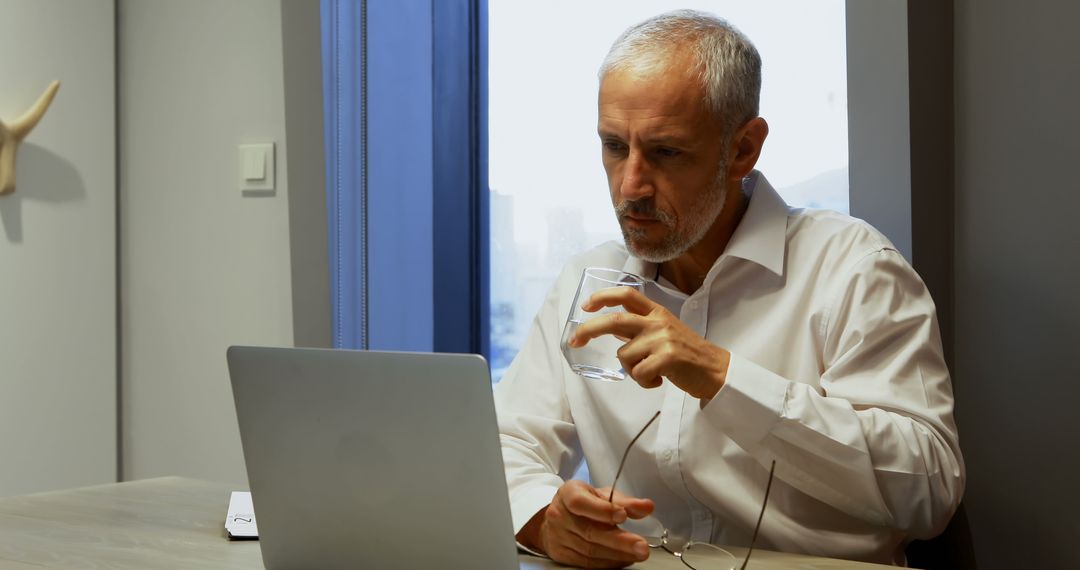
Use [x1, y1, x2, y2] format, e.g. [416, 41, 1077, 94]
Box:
[516, 480, 655, 568]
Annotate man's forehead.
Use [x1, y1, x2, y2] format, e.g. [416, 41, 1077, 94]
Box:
[600, 69, 698, 103]
[597, 67, 711, 134]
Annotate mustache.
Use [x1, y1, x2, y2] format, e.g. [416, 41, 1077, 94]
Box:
[615, 199, 675, 226]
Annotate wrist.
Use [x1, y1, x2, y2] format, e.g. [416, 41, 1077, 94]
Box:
[702, 347, 732, 401]
[516, 505, 548, 554]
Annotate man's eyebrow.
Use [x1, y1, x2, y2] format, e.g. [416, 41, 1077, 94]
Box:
[596, 127, 695, 146]
[597, 127, 624, 139]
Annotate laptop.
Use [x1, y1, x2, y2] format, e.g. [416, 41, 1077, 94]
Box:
[227, 346, 523, 569]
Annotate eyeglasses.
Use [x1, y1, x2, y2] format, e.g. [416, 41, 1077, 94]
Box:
[609, 411, 776, 570]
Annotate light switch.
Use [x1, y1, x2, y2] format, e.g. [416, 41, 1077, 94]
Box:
[238, 143, 275, 192]
[243, 150, 265, 180]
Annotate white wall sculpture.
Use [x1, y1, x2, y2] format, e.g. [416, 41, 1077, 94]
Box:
[0, 80, 60, 196]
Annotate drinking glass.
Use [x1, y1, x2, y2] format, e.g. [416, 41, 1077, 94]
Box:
[560, 267, 646, 382]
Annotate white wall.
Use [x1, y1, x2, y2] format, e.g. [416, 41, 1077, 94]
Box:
[119, 0, 294, 484]
[0, 0, 117, 496]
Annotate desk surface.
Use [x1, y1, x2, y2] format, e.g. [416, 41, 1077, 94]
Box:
[0, 477, 892, 569]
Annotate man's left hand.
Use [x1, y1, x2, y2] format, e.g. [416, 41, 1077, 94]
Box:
[567, 287, 730, 400]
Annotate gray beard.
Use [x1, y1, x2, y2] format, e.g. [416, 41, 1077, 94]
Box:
[615, 172, 729, 264]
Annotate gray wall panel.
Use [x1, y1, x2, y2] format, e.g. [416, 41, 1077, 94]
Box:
[954, 1, 1080, 568]
[120, 0, 294, 484]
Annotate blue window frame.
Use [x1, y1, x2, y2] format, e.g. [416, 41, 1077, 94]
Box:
[321, 0, 489, 356]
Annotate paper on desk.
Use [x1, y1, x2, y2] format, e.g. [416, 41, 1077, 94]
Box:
[225, 491, 259, 539]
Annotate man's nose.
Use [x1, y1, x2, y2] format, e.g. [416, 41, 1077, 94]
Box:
[618, 149, 654, 201]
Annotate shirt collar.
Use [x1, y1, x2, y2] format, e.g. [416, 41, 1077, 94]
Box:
[621, 170, 789, 281]
[723, 170, 789, 277]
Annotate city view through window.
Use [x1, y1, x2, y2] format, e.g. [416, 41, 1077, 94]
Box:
[489, 1, 849, 380]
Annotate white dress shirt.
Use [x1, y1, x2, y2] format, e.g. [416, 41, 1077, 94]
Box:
[493, 171, 965, 566]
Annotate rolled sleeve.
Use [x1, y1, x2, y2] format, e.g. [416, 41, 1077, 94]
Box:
[509, 483, 560, 536]
[704, 353, 789, 450]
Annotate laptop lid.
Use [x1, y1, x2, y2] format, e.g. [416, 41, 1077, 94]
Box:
[227, 346, 520, 570]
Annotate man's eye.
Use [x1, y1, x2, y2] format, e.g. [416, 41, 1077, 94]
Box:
[656, 147, 681, 158]
[602, 140, 627, 152]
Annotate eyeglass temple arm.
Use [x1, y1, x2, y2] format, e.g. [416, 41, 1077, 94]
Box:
[608, 411, 661, 503]
[740, 460, 776, 570]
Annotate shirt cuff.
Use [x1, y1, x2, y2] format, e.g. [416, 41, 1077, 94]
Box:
[703, 353, 789, 448]
[516, 541, 548, 558]
[509, 483, 560, 536]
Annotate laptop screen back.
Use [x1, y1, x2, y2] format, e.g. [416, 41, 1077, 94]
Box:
[227, 347, 519, 570]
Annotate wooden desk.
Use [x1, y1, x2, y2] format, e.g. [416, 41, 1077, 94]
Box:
[0, 477, 892, 569]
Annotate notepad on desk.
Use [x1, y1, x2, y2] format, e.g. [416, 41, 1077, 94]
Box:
[225, 491, 259, 540]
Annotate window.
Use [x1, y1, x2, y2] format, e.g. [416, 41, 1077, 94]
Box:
[488, 1, 849, 380]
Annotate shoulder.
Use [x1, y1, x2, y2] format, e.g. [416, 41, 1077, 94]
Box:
[785, 207, 900, 274]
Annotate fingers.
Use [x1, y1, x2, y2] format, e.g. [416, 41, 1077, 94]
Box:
[582, 286, 655, 315]
[552, 521, 650, 568]
[544, 540, 641, 569]
[561, 480, 627, 524]
[568, 311, 645, 349]
[634, 375, 664, 389]
[615, 335, 667, 389]
[542, 481, 652, 568]
[628, 355, 665, 389]
[603, 487, 656, 519]
[613, 332, 669, 388]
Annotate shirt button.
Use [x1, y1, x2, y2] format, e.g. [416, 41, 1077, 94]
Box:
[689, 300, 700, 309]
[662, 449, 673, 461]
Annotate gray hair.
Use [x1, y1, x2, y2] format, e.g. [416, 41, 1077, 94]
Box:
[599, 10, 762, 137]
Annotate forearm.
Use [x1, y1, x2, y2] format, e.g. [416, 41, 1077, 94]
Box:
[705, 353, 964, 537]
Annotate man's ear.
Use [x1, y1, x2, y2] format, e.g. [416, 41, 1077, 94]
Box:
[726, 117, 769, 182]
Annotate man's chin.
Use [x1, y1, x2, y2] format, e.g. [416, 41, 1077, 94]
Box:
[624, 238, 681, 264]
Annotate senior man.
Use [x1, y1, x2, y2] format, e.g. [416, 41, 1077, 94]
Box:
[494, 9, 964, 568]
